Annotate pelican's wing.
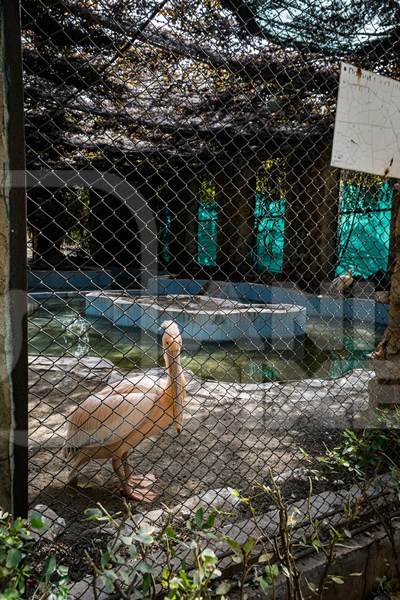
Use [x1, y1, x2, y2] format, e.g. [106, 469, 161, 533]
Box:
[66, 390, 156, 451]
[110, 374, 166, 396]
[92, 374, 166, 400]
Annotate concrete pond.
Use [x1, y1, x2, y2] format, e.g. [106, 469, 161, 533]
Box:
[84, 291, 306, 349]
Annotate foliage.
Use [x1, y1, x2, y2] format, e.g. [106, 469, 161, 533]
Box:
[199, 180, 217, 205]
[84, 477, 360, 600]
[3, 456, 400, 599]
[84, 503, 223, 600]
[318, 410, 400, 479]
[64, 188, 90, 249]
[24, 0, 400, 173]
[0, 510, 69, 600]
[228, 0, 399, 56]
[316, 413, 400, 583]
[256, 159, 287, 201]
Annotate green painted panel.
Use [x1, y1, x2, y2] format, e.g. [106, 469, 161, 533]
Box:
[336, 181, 393, 278]
[197, 202, 218, 266]
[254, 192, 285, 273]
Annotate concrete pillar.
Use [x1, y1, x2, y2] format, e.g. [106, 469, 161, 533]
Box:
[89, 189, 141, 270]
[215, 164, 256, 279]
[168, 169, 200, 275]
[28, 188, 65, 267]
[284, 146, 339, 290]
[318, 161, 340, 281]
[0, 0, 27, 514]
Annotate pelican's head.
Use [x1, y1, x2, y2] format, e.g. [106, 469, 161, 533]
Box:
[161, 320, 182, 354]
[161, 320, 184, 434]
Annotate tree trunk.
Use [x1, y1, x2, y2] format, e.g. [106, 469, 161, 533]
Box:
[284, 146, 339, 291]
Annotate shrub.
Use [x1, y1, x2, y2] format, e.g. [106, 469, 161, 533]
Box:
[0, 510, 69, 600]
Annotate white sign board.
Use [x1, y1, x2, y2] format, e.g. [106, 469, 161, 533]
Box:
[331, 63, 400, 178]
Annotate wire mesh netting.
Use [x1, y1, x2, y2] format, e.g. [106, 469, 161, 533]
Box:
[19, 0, 400, 594]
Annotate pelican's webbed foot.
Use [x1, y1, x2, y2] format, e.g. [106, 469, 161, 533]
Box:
[120, 472, 158, 503]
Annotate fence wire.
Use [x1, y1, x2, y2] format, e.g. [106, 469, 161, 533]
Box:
[20, 0, 400, 595]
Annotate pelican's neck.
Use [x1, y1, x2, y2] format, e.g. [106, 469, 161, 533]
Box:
[163, 342, 185, 432]
[165, 348, 184, 391]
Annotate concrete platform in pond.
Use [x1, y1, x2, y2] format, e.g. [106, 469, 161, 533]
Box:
[84, 292, 306, 348]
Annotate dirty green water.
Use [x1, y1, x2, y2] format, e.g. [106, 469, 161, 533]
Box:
[28, 297, 384, 383]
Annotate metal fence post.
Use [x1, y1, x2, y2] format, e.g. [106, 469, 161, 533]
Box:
[0, 0, 27, 516]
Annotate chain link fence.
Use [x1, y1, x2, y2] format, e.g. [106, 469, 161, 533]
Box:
[20, 0, 400, 594]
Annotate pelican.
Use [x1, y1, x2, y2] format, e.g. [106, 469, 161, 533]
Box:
[64, 321, 186, 502]
[328, 269, 354, 294]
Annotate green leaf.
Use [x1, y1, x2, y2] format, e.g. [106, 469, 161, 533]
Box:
[113, 552, 125, 565]
[265, 563, 280, 581]
[165, 526, 177, 539]
[133, 531, 154, 545]
[200, 548, 217, 563]
[129, 545, 137, 559]
[57, 565, 69, 577]
[101, 571, 118, 593]
[330, 575, 344, 584]
[84, 508, 104, 521]
[6, 548, 22, 569]
[232, 555, 242, 564]
[203, 512, 216, 530]
[143, 572, 152, 593]
[258, 553, 273, 563]
[259, 577, 270, 592]
[136, 560, 153, 574]
[311, 539, 323, 551]
[216, 581, 231, 595]
[225, 536, 242, 556]
[12, 518, 24, 532]
[120, 535, 133, 546]
[43, 555, 57, 579]
[30, 511, 45, 529]
[243, 537, 255, 555]
[119, 566, 132, 585]
[195, 507, 204, 529]
[101, 550, 111, 569]
[3, 590, 22, 600]
[213, 568, 222, 579]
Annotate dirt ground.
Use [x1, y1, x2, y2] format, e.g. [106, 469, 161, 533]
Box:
[28, 355, 370, 542]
